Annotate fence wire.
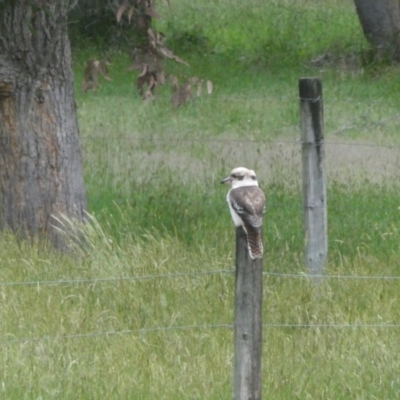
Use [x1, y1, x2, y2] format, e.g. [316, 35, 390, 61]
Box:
[2, 268, 400, 346]
[1, 135, 400, 148]
[1, 136, 400, 346]
[82, 136, 400, 148]
[2, 322, 400, 346]
[3, 269, 400, 288]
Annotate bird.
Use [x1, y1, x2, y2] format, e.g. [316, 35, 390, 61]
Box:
[221, 167, 266, 259]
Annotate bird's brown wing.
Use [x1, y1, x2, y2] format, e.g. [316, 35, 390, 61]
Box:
[229, 186, 266, 259]
[229, 186, 265, 229]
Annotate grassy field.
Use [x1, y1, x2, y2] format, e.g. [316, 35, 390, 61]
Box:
[2, 0, 400, 398]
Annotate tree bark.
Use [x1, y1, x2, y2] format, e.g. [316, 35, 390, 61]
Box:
[354, 0, 400, 61]
[0, 1, 87, 249]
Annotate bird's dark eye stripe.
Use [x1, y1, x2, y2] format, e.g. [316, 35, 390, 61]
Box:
[231, 173, 247, 180]
[251, 175, 256, 180]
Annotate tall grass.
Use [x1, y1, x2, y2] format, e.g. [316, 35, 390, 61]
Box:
[2, 0, 400, 398]
[1, 221, 400, 399]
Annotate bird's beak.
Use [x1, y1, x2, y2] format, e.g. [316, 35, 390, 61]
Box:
[220, 176, 232, 184]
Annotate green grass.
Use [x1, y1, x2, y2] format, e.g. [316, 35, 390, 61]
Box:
[3, 0, 400, 398]
[156, 0, 363, 66]
[2, 228, 400, 399]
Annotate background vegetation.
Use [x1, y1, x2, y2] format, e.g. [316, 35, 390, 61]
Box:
[2, 0, 400, 398]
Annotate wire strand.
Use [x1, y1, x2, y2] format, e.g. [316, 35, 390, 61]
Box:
[0, 269, 234, 287]
[263, 271, 400, 280]
[0, 324, 232, 345]
[3, 269, 400, 288]
[1, 323, 399, 345]
[2, 134, 400, 148]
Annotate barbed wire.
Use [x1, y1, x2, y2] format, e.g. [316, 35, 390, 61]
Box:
[3, 269, 400, 289]
[1, 322, 400, 346]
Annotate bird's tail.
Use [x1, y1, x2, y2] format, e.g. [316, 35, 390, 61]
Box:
[244, 227, 263, 259]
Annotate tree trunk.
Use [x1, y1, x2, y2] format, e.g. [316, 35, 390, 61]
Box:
[0, 1, 87, 249]
[354, 0, 400, 61]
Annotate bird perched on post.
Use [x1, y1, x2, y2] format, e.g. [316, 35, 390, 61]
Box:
[221, 167, 266, 259]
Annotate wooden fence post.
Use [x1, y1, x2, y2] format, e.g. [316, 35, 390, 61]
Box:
[299, 77, 328, 277]
[234, 226, 263, 400]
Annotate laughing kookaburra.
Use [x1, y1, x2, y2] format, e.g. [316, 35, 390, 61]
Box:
[221, 167, 266, 259]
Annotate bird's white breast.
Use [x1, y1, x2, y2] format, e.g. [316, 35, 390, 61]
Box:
[227, 191, 244, 227]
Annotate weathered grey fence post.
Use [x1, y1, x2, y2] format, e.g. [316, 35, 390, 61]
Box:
[299, 77, 328, 277]
[234, 226, 263, 400]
